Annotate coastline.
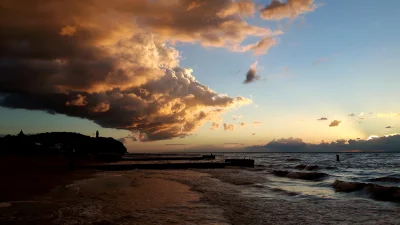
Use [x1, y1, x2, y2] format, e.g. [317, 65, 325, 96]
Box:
[0, 169, 228, 225]
[1, 165, 400, 224]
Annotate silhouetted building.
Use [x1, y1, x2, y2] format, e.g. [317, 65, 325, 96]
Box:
[18, 130, 25, 137]
[96, 130, 99, 138]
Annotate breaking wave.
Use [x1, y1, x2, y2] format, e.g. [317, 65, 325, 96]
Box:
[272, 170, 328, 181]
[332, 180, 400, 202]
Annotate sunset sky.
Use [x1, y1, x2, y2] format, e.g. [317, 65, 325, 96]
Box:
[1, 0, 399, 152]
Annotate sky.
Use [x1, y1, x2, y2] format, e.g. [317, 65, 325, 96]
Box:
[1, 0, 400, 152]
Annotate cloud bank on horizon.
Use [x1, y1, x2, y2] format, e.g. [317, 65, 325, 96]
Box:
[0, 0, 317, 141]
[248, 135, 400, 152]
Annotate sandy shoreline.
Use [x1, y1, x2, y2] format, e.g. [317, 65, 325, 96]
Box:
[0, 169, 228, 225]
[1, 167, 400, 224]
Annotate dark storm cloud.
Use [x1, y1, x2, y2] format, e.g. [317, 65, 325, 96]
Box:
[0, 0, 262, 141]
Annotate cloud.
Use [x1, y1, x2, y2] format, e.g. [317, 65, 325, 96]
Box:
[0, 0, 264, 141]
[186, 2, 206, 11]
[60, 25, 77, 36]
[260, 0, 317, 21]
[234, 37, 278, 55]
[386, 126, 393, 129]
[329, 120, 341, 127]
[312, 57, 329, 65]
[239, 122, 246, 127]
[165, 144, 187, 146]
[65, 94, 87, 107]
[377, 113, 400, 117]
[210, 122, 220, 130]
[224, 143, 244, 145]
[223, 123, 236, 131]
[317, 117, 328, 121]
[252, 133, 256, 135]
[233, 115, 244, 120]
[117, 137, 132, 144]
[248, 135, 400, 152]
[253, 121, 263, 125]
[90, 102, 110, 113]
[348, 113, 356, 117]
[243, 61, 260, 84]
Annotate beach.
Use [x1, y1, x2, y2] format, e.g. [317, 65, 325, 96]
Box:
[0, 169, 228, 225]
[1, 153, 400, 224]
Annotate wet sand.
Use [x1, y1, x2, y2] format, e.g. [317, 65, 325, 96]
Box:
[1, 168, 400, 224]
[0, 170, 228, 225]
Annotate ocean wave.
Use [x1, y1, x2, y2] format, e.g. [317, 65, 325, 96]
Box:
[272, 170, 328, 181]
[325, 166, 337, 170]
[368, 176, 400, 183]
[270, 187, 299, 196]
[204, 169, 268, 186]
[295, 164, 319, 171]
[332, 180, 400, 202]
[286, 158, 301, 162]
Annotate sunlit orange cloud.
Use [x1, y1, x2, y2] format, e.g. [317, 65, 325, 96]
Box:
[0, 0, 319, 143]
[260, 0, 318, 21]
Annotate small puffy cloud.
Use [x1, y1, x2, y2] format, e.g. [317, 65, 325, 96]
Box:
[253, 121, 263, 125]
[223, 123, 236, 131]
[243, 61, 260, 84]
[252, 133, 256, 135]
[329, 120, 341, 127]
[65, 94, 87, 107]
[210, 122, 220, 130]
[224, 143, 244, 145]
[317, 117, 328, 121]
[235, 37, 278, 56]
[91, 102, 110, 113]
[239, 122, 246, 127]
[312, 57, 329, 66]
[284, 67, 289, 73]
[186, 2, 206, 11]
[386, 126, 393, 129]
[60, 25, 77, 36]
[233, 115, 243, 120]
[260, 0, 317, 21]
[348, 113, 356, 117]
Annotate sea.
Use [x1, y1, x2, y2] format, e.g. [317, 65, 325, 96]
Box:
[1, 152, 399, 224]
[222, 152, 400, 200]
[185, 152, 400, 224]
